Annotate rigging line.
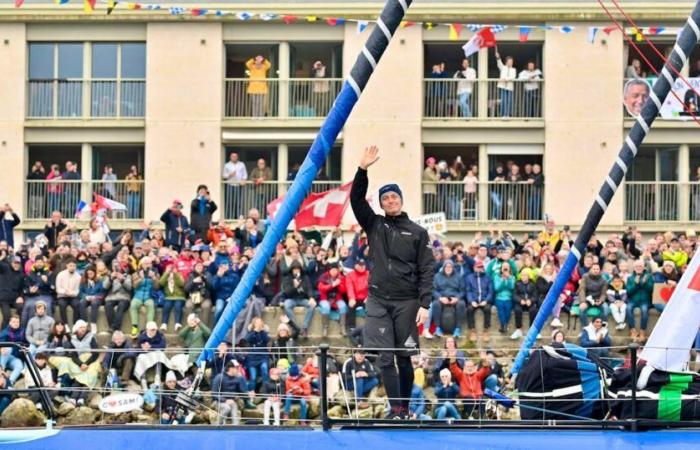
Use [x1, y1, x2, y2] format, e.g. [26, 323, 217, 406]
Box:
[597, 0, 700, 127]
[611, 0, 700, 99]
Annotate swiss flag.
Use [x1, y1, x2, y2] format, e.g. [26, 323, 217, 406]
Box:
[462, 27, 497, 58]
[266, 182, 352, 230]
[641, 252, 700, 373]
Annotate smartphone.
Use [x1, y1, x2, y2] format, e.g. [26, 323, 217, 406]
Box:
[563, 225, 570, 232]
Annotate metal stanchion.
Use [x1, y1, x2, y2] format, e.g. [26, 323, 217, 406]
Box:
[629, 343, 639, 431]
[319, 343, 330, 431]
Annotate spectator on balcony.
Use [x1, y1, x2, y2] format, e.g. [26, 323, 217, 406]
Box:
[245, 55, 272, 117]
[495, 51, 516, 117]
[526, 163, 544, 220]
[63, 161, 81, 218]
[249, 158, 273, 215]
[160, 200, 190, 251]
[454, 58, 477, 118]
[27, 161, 46, 218]
[625, 58, 643, 79]
[463, 169, 478, 217]
[190, 184, 217, 243]
[465, 260, 493, 342]
[282, 260, 315, 339]
[104, 259, 132, 332]
[422, 157, 440, 214]
[505, 164, 523, 220]
[311, 60, 330, 116]
[46, 164, 64, 216]
[428, 63, 449, 116]
[0, 253, 24, 328]
[518, 61, 543, 117]
[223, 152, 248, 220]
[511, 270, 538, 340]
[626, 259, 654, 341]
[489, 164, 507, 220]
[101, 164, 117, 199]
[431, 259, 466, 338]
[0, 204, 20, 249]
[317, 262, 348, 337]
[125, 165, 143, 219]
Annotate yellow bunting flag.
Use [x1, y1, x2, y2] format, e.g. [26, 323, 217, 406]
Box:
[306, 16, 318, 22]
[83, 0, 96, 12]
[448, 23, 463, 41]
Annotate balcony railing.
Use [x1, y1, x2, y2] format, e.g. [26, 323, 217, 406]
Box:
[623, 181, 700, 222]
[27, 79, 146, 119]
[221, 180, 341, 220]
[26, 179, 145, 220]
[422, 181, 544, 222]
[224, 78, 342, 118]
[423, 79, 543, 119]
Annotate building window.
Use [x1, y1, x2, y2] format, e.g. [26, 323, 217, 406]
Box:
[225, 44, 279, 117]
[289, 42, 342, 117]
[26, 145, 82, 219]
[625, 145, 678, 221]
[92, 145, 145, 219]
[422, 145, 480, 220]
[222, 145, 278, 219]
[91, 43, 146, 117]
[27, 42, 145, 119]
[424, 43, 479, 118]
[488, 151, 544, 221]
[288, 144, 341, 182]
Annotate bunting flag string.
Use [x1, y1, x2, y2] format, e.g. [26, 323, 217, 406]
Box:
[5, 1, 686, 43]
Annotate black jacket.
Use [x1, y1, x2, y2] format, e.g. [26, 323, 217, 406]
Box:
[350, 168, 434, 308]
[513, 280, 538, 306]
[281, 272, 313, 300]
[190, 198, 217, 235]
[0, 260, 24, 302]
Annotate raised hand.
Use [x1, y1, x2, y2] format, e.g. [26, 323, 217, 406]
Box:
[359, 145, 380, 170]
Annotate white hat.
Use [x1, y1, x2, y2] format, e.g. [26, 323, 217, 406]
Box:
[187, 313, 197, 323]
[146, 321, 158, 330]
[165, 371, 177, 382]
[439, 368, 451, 378]
[72, 320, 87, 334]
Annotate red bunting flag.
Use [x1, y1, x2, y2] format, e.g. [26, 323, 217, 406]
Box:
[191, 8, 207, 16]
[449, 23, 463, 41]
[14, 0, 24, 8]
[603, 26, 616, 35]
[400, 21, 416, 28]
[283, 15, 297, 25]
[84, 0, 96, 12]
[326, 18, 338, 26]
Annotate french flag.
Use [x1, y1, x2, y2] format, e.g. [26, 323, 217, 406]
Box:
[75, 200, 91, 218]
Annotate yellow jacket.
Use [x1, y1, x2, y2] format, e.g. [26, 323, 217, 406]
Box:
[246, 59, 271, 94]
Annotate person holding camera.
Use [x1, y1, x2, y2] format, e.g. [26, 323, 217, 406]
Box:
[184, 261, 213, 327]
[0, 252, 24, 329]
[104, 259, 132, 332]
[0, 204, 20, 249]
[190, 184, 217, 243]
[160, 200, 190, 251]
[579, 316, 612, 358]
[129, 257, 159, 338]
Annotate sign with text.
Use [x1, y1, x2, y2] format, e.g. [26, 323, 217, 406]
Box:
[99, 392, 144, 414]
[413, 212, 448, 235]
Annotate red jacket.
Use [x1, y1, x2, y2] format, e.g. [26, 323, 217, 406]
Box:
[345, 269, 369, 303]
[207, 226, 234, 247]
[449, 362, 490, 400]
[285, 375, 311, 398]
[175, 255, 196, 280]
[317, 271, 346, 307]
[302, 362, 320, 380]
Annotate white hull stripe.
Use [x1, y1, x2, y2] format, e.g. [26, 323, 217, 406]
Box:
[346, 77, 361, 98]
[595, 194, 607, 212]
[636, 115, 650, 134]
[673, 43, 687, 64]
[376, 18, 393, 41]
[362, 47, 377, 69]
[519, 384, 585, 398]
[625, 136, 638, 156]
[605, 175, 618, 192]
[615, 156, 628, 174]
[609, 389, 699, 400]
[688, 17, 700, 41]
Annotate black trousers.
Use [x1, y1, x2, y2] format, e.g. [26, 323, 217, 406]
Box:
[466, 303, 492, 330]
[513, 302, 538, 329]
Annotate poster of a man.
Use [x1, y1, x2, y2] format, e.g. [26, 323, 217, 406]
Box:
[623, 78, 650, 117]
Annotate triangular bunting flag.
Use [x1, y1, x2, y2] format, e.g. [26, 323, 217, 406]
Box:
[15, 0, 24, 7]
[559, 25, 574, 33]
[357, 20, 369, 34]
[107, 0, 118, 14]
[260, 13, 277, 21]
[191, 8, 207, 16]
[236, 12, 252, 20]
[283, 15, 297, 25]
[449, 23, 463, 41]
[519, 26, 531, 42]
[306, 16, 318, 22]
[587, 26, 599, 43]
[400, 21, 416, 28]
[422, 22, 434, 30]
[603, 26, 616, 35]
[84, 0, 96, 12]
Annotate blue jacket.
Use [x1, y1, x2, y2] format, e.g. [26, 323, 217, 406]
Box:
[211, 269, 241, 301]
[133, 272, 156, 301]
[0, 213, 20, 248]
[211, 372, 248, 401]
[103, 340, 136, 370]
[434, 382, 460, 405]
[0, 325, 27, 358]
[208, 252, 232, 275]
[244, 330, 270, 367]
[433, 270, 465, 302]
[79, 280, 105, 301]
[465, 272, 494, 304]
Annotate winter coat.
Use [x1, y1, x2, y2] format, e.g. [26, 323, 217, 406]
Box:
[0, 260, 24, 302]
[449, 362, 490, 399]
[493, 275, 515, 302]
[160, 210, 189, 249]
[159, 272, 186, 299]
[211, 269, 241, 301]
[345, 269, 369, 301]
[137, 330, 166, 350]
[244, 330, 270, 367]
[26, 314, 54, 346]
[317, 272, 346, 307]
[513, 280, 538, 306]
[465, 271, 494, 304]
[626, 271, 654, 307]
[433, 270, 465, 302]
[179, 324, 211, 364]
[190, 198, 217, 235]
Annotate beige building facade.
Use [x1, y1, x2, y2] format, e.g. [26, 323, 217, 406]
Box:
[1, 1, 699, 243]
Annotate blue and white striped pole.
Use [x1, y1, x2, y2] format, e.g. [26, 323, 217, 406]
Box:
[196, 0, 413, 365]
[510, 1, 700, 377]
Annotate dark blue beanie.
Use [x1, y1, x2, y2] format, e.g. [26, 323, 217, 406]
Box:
[379, 183, 403, 201]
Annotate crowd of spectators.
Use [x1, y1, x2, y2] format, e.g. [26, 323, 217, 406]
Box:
[0, 183, 696, 422]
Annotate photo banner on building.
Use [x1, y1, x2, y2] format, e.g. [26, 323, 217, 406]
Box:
[659, 77, 700, 120]
[623, 78, 651, 117]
